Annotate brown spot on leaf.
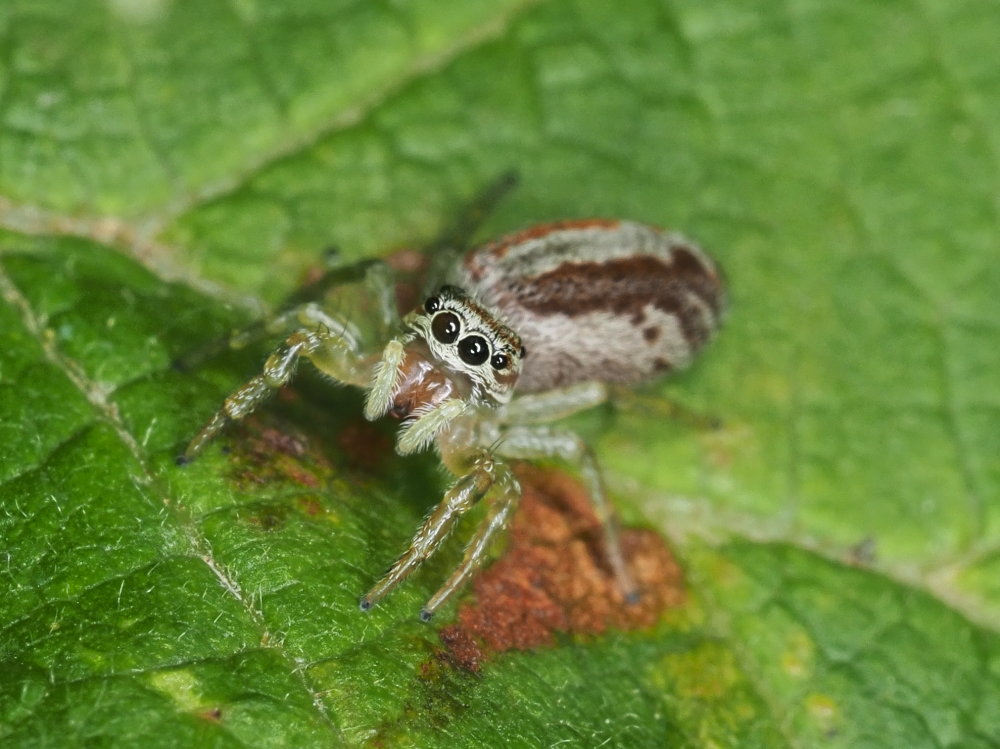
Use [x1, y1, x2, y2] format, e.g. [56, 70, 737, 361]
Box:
[439, 464, 684, 663]
[257, 424, 306, 457]
[438, 626, 486, 674]
[228, 416, 332, 490]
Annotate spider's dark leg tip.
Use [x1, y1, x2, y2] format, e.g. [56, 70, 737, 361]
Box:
[358, 598, 373, 613]
[175, 454, 191, 467]
[624, 590, 642, 606]
[419, 609, 434, 623]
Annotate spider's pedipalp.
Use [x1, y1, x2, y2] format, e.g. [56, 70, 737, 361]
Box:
[396, 398, 469, 455]
[363, 338, 408, 421]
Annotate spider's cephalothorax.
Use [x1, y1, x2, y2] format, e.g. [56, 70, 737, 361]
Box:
[181, 181, 724, 621]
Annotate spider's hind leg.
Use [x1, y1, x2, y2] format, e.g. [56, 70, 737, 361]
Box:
[494, 425, 639, 605]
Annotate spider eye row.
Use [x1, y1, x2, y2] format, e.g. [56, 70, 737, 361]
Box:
[424, 296, 512, 371]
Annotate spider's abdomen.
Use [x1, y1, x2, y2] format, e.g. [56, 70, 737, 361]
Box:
[457, 220, 724, 392]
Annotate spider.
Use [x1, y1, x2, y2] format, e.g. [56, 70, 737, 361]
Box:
[180, 177, 725, 621]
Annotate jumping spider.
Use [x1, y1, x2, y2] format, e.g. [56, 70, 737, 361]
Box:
[181, 178, 724, 621]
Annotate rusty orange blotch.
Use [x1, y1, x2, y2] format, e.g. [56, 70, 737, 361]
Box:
[439, 464, 685, 672]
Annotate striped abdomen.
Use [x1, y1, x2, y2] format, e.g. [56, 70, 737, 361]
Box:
[456, 220, 724, 392]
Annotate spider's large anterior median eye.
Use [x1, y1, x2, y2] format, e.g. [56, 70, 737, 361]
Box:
[432, 311, 460, 343]
[490, 352, 509, 371]
[458, 335, 490, 366]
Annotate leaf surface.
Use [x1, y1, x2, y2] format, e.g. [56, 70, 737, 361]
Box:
[1, 0, 999, 746]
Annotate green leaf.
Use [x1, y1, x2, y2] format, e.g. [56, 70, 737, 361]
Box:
[2, 0, 999, 746]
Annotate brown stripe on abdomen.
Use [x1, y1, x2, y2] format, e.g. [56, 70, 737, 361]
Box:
[506, 250, 722, 349]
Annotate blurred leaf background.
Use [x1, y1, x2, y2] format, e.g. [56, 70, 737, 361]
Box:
[1, 0, 998, 746]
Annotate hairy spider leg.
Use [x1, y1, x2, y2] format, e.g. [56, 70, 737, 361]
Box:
[501, 380, 609, 424]
[421, 170, 520, 294]
[495, 426, 638, 604]
[495, 381, 640, 605]
[502, 384, 714, 604]
[181, 262, 398, 462]
[173, 260, 397, 372]
[420, 461, 520, 620]
[181, 324, 373, 462]
[359, 448, 511, 613]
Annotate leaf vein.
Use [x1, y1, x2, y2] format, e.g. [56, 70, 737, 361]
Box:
[0, 260, 343, 739]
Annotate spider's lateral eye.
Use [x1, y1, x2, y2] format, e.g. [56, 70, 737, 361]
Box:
[490, 352, 509, 371]
[424, 296, 440, 313]
[431, 311, 460, 344]
[458, 335, 490, 366]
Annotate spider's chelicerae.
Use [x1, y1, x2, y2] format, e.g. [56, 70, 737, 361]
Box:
[182, 183, 724, 621]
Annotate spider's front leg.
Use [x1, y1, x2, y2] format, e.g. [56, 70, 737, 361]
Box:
[360, 446, 521, 621]
[180, 261, 398, 463]
[180, 323, 373, 463]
